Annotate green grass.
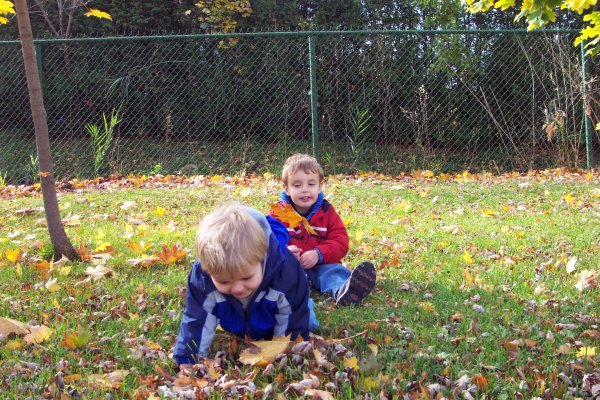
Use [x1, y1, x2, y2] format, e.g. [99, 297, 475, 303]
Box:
[0, 171, 598, 398]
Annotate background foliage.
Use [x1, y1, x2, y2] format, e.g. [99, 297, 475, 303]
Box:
[0, 1, 598, 184]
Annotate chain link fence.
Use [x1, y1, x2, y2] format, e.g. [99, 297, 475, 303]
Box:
[1, 30, 598, 184]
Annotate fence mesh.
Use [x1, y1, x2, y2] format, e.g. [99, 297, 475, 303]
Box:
[1, 30, 598, 184]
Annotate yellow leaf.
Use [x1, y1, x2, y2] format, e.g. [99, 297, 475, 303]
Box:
[4, 338, 24, 350]
[367, 343, 378, 355]
[93, 242, 112, 253]
[269, 203, 317, 235]
[15, 262, 22, 277]
[463, 251, 473, 265]
[84, 8, 112, 20]
[585, 171, 593, 181]
[422, 170, 434, 178]
[355, 231, 363, 242]
[239, 336, 291, 366]
[420, 302, 435, 312]
[5, 248, 22, 264]
[398, 199, 410, 212]
[24, 325, 52, 344]
[564, 193, 575, 204]
[576, 346, 596, 358]
[127, 240, 153, 255]
[154, 207, 166, 216]
[45, 278, 60, 292]
[58, 265, 71, 276]
[343, 355, 359, 370]
[95, 228, 105, 241]
[0, 1, 16, 16]
[481, 209, 496, 216]
[88, 370, 129, 389]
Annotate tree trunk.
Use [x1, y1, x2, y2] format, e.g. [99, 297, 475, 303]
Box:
[14, 0, 80, 261]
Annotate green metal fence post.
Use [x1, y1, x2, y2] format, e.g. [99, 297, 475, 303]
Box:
[581, 40, 593, 169]
[308, 35, 319, 161]
[35, 43, 44, 96]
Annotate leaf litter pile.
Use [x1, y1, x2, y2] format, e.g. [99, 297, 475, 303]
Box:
[0, 168, 599, 398]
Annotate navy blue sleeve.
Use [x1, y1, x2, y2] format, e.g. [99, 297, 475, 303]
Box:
[266, 215, 290, 255]
[280, 251, 311, 341]
[173, 261, 214, 364]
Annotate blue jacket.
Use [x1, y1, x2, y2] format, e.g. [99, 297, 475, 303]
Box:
[174, 208, 310, 364]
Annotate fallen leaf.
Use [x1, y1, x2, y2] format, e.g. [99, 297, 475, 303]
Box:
[126, 255, 161, 268]
[463, 251, 473, 265]
[239, 336, 290, 366]
[88, 370, 130, 389]
[24, 325, 52, 344]
[566, 256, 577, 274]
[156, 244, 188, 265]
[62, 327, 92, 349]
[575, 269, 597, 291]
[45, 278, 61, 292]
[270, 203, 317, 235]
[576, 346, 596, 358]
[343, 355, 359, 370]
[85, 265, 114, 279]
[0, 317, 30, 340]
[305, 389, 335, 400]
[5, 248, 22, 264]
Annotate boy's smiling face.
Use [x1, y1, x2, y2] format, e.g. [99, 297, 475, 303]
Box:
[210, 262, 263, 299]
[285, 169, 322, 214]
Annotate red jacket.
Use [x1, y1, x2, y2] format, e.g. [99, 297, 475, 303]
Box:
[270, 193, 349, 265]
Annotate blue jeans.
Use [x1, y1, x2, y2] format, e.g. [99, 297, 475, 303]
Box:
[306, 264, 350, 331]
[306, 263, 351, 298]
[308, 298, 319, 331]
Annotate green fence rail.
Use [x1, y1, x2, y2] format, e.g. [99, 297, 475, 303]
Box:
[1, 29, 598, 184]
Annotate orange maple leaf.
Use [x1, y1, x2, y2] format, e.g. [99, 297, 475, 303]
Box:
[61, 327, 91, 349]
[33, 260, 51, 279]
[269, 203, 316, 235]
[77, 243, 92, 262]
[156, 244, 188, 265]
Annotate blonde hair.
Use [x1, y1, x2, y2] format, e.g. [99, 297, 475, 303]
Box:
[195, 203, 266, 276]
[281, 153, 324, 186]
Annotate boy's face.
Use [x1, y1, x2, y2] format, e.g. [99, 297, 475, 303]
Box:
[210, 261, 263, 299]
[285, 169, 321, 214]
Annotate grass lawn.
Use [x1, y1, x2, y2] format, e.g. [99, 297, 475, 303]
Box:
[0, 169, 598, 398]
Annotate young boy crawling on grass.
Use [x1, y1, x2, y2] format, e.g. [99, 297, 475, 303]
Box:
[174, 203, 313, 368]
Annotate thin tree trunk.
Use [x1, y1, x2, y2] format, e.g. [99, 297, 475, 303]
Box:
[14, 0, 79, 261]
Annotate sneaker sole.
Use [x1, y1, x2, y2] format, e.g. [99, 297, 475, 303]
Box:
[336, 262, 376, 306]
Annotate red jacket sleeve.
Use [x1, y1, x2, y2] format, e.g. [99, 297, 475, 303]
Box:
[314, 206, 349, 264]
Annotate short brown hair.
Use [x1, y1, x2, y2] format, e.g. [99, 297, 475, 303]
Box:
[195, 203, 266, 276]
[281, 153, 324, 186]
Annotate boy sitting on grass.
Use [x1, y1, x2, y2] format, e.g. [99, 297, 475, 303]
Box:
[174, 203, 312, 368]
[269, 153, 376, 307]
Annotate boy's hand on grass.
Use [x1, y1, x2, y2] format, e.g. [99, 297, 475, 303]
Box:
[299, 250, 319, 270]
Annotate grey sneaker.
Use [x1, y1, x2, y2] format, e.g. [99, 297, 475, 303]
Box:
[336, 262, 376, 306]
